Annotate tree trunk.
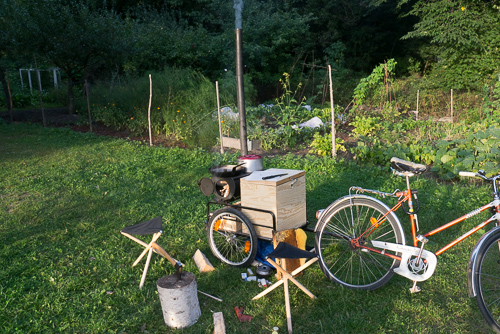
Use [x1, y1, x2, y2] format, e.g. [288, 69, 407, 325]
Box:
[0, 66, 13, 122]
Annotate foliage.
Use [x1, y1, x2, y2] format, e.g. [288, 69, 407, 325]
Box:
[2, 0, 130, 113]
[274, 73, 307, 126]
[350, 112, 500, 179]
[399, 0, 500, 89]
[309, 132, 346, 156]
[353, 59, 397, 107]
[350, 116, 382, 137]
[431, 127, 500, 179]
[83, 67, 233, 148]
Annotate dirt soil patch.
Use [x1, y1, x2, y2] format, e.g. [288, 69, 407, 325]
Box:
[1, 107, 353, 158]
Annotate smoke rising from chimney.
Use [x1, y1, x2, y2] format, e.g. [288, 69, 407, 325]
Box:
[234, 0, 243, 29]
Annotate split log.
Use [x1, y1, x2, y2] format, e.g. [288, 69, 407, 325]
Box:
[193, 249, 215, 273]
[213, 312, 226, 334]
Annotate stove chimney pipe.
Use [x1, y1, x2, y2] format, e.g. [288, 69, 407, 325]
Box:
[234, 0, 247, 155]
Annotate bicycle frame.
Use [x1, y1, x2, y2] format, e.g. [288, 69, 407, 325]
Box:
[353, 174, 500, 263]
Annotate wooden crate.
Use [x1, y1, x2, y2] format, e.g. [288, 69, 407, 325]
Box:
[240, 169, 306, 239]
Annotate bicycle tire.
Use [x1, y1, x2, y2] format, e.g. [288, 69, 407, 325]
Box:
[473, 229, 500, 333]
[315, 195, 405, 290]
[206, 207, 258, 267]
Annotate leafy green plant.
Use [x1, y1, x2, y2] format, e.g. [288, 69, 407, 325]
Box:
[431, 127, 500, 179]
[309, 132, 346, 156]
[353, 59, 397, 107]
[350, 116, 382, 137]
[274, 72, 307, 126]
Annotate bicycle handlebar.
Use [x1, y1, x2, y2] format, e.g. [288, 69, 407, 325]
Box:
[459, 170, 500, 196]
[459, 171, 477, 177]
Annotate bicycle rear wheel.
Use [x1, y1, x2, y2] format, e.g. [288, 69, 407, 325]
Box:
[315, 195, 405, 290]
[473, 230, 500, 333]
[206, 207, 258, 267]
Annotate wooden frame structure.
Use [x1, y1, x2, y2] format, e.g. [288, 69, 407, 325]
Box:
[252, 242, 318, 334]
[120, 216, 183, 288]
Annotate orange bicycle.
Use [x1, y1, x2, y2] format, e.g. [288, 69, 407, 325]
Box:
[314, 157, 500, 332]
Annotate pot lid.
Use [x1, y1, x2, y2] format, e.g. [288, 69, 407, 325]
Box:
[209, 164, 244, 177]
[237, 154, 262, 160]
[199, 177, 214, 196]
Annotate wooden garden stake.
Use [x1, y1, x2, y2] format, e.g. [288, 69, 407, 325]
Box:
[148, 74, 153, 146]
[216, 81, 224, 154]
[328, 65, 336, 157]
[451, 89, 454, 123]
[85, 80, 92, 132]
[34, 58, 46, 127]
[416, 89, 419, 121]
[198, 290, 222, 302]
[4, 69, 13, 122]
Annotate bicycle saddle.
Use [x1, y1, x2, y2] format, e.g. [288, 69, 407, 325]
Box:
[390, 157, 426, 175]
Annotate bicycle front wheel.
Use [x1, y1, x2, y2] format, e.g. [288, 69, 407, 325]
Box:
[206, 207, 258, 267]
[315, 195, 405, 290]
[473, 230, 500, 333]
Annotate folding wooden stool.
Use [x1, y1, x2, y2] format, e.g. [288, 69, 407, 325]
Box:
[120, 216, 183, 288]
[252, 242, 318, 334]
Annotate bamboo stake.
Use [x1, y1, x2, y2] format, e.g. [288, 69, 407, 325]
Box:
[216, 81, 224, 154]
[148, 74, 153, 146]
[28, 69, 33, 94]
[198, 290, 222, 302]
[328, 65, 336, 157]
[85, 80, 92, 132]
[451, 88, 454, 123]
[416, 89, 419, 121]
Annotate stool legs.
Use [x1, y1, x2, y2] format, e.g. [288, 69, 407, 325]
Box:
[139, 247, 154, 289]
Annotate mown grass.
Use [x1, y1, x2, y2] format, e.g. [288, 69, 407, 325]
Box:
[0, 123, 496, 333]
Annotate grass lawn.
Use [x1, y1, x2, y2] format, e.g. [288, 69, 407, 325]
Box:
[0, 122, 496, 333]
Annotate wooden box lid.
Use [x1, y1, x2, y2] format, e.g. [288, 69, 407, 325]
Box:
[241, 168, 305, 186]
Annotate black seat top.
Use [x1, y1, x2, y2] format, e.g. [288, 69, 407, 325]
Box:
[390, 157, 426, 175]
[267, 242, 317, 260]
[121, 216, 163, 235]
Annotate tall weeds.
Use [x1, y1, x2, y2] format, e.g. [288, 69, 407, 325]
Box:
[80, 67, 235, 147]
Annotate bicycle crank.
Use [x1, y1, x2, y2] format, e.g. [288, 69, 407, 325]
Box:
[371, 240, 438, 282]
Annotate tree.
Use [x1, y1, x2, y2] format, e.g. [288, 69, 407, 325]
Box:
[399, 0, 500, 89]
[5, 0, 130, 114]
[0, 6, 14, 119]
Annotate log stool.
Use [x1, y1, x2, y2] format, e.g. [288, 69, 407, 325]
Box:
[157, 272, 201, 329]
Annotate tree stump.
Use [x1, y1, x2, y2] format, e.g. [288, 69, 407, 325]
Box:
[157, 272, 201, 329]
